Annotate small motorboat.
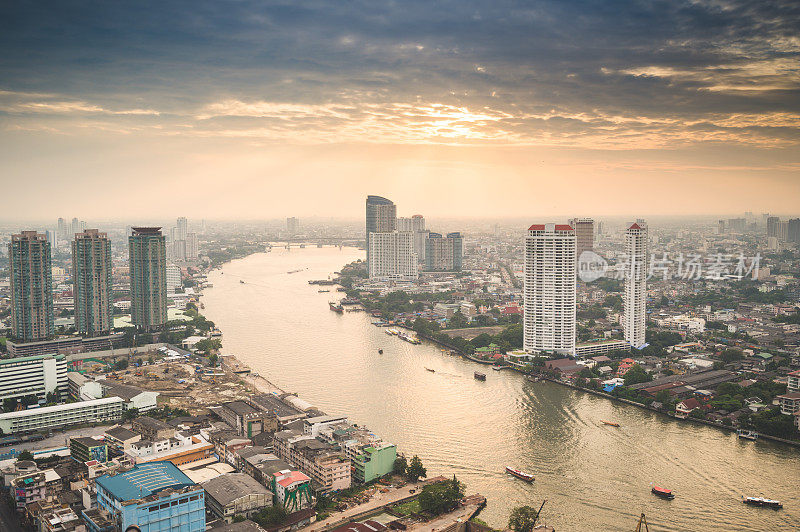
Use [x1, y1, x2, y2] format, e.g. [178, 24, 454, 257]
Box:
[737, 429, 758, 440]
[743, 496, 782, 509]
[505, 467, 535, 483]
[601, 421, 620, 427]
[492, 366, 502, 371]
[240, 280, 245, 284]
[378, 349, 383, 354]
[474, 372, 486, 381]
[425, 367, 435, 373]
[651, 486, 675, 500]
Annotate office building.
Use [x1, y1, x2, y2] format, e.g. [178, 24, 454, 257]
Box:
[0, 353, 68, 404]
[569, 218, 594, 257]
[86, 461, 205, 532]
[129, 227, 168, 331]
[72, 229, 113, 336]
[425, 232, 463, 271]
[718, 220, 726, 234]
[365, 196, 396, 276]
[287, 217, 300, 236]
[176, 216, 188, 241]
[767, 216, 779, 238]
[523, 224, 576, 355]
[624, 220, 648, 349]
[368, 231, 418, 280]
[0, 397, 123, 435]
[9, 231, 54, 342]
[728, 218, 746, 232]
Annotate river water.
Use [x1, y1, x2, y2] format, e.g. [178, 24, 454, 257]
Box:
[201, 247, 799, 531]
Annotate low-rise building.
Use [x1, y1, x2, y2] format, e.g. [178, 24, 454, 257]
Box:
[132, 416, 175, 441]
[273, 430, 351, 491]
[127, 432, 214, 466]
[0, 397, 124, 435]
[777, 392, 800, 415]
[271, 469, 313, 512]
[103, 426, 141, 454]
[215, 400, 279, 439]
[70, 437, 108, 464]
[574, 339, 630, 358]
[85, 461, 205, 532]
[787, 370, 800, 393]
[99, 380, 159, 412]
[202, 473, 273, 524]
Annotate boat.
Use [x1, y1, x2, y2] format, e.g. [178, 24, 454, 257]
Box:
[602, 421, 620, 427]
[318, 289, 330, 293]
[742, 496, 782, 509]
[651, 486, 675, 500]
[239, 280, 245, 284]
[378, 349, 383, 354]
[492, 366, 502, 371]
[398, 332, 421, 344]
[505, 467, 535, 483]
[385, 328, 399, 336]
[425, 367, 435, 372]
[329, 302, 344, 313]
[287, 269, 303, 274]
[474, 372, 486, 381]
[737, 429, 759, 440]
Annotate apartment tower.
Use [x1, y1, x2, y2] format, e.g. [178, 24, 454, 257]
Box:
[624, 220, 648, 349]
[129, 227, 168, 331]
[365, 196, 396, 275]
[8, 231, 54, 342]
[569, 218, 595, 258]
[523, 224, 576, 355]
[72, 229, 114, 336]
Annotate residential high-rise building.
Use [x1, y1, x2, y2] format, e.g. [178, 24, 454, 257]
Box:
[767, 216, 779, 238]
[523, 224, 576, 355]
[569, 218, 594, 258]
[129, 227, 168, 331]
[72, 229, 113, 336]
[368, 231, 418, 280]
[176, 217, 188, 241]
[286, 217, 300, 236]
[45, 230, 58, 248]
[365, 196, 396, 275]
[166, 263, 182, 294]
[397, 214, 427, 262]
[624, 220, 648, 349]
[777, 220, 789, 243]
[425, 232, 463, 271]
[70, 217, 80, 239]
[727, 218, 746, 232]
[57, 218, 66, 240]
[9, 231, 54, 342]
[788, 219, 800, 244]
[186, 232, 199, 260]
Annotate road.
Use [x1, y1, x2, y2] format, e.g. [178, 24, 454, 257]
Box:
[304, 484, 421, 532]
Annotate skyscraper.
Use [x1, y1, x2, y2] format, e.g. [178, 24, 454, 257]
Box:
[569, 218, 594, 258]
[176, 217, 188, 241]
[368, 231, 418, 280]
[788, 219, 800, 244]
[767, 216, 779, 238]
[129, 227, 168, 331]
[624, 220, 648, 349]
[57, 217, 66, 240]
[186, 232, 199, 260]
[9, 231, 54, 342]
[425, 232, 463, 271]
[365, 196, 396, 275]
[397, 214, 427, 262]
[286, 217, 300, 236]
[524, 224, 576, 355]
[72, 229, 113, 336]
[71, 217, 80, 239]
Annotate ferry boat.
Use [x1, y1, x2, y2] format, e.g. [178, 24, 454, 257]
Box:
[329, 302, 344, 313]
[651, 486, 675, 500]
[602, 421, 620, 427]
[742, 496, 782, 509]
[737, 429, 759, 440]
[425, 367, 435, 373]
[474, 372, 486, 381]
[505, 467, 535, 483]
[385, 328, 399, 336]
[398, 332, 421, 344]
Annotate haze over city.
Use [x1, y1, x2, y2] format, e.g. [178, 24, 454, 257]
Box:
[1, 1, 799, 219]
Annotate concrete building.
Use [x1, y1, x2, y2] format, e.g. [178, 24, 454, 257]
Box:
[167, 263, 182, 294]
[317, 424, 396, 484]
[70, 437, 108, 463]
[202, 472, 273, 523]
[524, 224, 576, 356]
[58, 217, 67, 240]
[72, 230, 113, 336]
[86, 461, 205, 532]
[131, 416, 175, 441]
[425, 232, 463, 272]
[129, 227, 168, 331]
[365, 195, 396, 276]
[271, 469, 313, 512]
[368, 231, 418, 280]
[574, 339, 630, 357]
[0, 397, 123, 435]
[5, 335, 118, 357]
[9, 231, 54, 342]
[624, 221, 648, 349]
[569, 218, 594, 258]
[273, 430, 351, 491]
[397, 215, 427, 262]
[100, 380, 159, 412]
[104, 426, 141, 454]
[286, 217, 300, 236]
[215, 400, 279, 439]
[767, 216, 779, 238]
[186, 232, 199, 261]
[0, 354, 68, 404]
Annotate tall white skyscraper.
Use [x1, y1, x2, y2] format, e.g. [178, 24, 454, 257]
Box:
[368, 231, 418, 280]
[524, 224, 576, 355]
[176, 217, 188, 241]
[397, 214, 427, 262]
[624, 220, 648, 349]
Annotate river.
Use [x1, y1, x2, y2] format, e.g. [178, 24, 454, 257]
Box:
[201, 247, 799, 531]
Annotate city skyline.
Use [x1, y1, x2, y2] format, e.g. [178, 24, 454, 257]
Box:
[1, 1, 798, 219]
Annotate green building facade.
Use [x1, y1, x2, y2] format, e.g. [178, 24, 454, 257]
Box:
[72, 230, 114, 336]
[129, 227, 167, 331]
[8, 232, 54, 342]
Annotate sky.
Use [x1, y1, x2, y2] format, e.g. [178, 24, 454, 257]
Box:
[1, 0, 798, 220]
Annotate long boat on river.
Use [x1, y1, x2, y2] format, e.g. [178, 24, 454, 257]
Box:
[742, 496, 782, 509]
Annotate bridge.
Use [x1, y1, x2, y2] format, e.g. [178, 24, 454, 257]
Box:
[266, 238, 363, 249]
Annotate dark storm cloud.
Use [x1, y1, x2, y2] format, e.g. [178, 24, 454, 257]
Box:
[0, 0, 798, 147]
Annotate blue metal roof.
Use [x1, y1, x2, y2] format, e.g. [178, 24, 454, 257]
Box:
[96, 461, 195, 501]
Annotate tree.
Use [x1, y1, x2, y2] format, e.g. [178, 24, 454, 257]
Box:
[123, 407, 140, 421]
[720, 348, 744, 363]
[195, 338, 222, 355]
[418, 476, 464, 515]
[654, 390, 672, 407]
[406, 455, 427, 482]
[252, 505, 288, 527]
[508, 505, 541, 532]
[393, 455, 408, 476]
[17, 450, 34, 462]
[447, 311, 469, 329]
[623, 364, 652, 386]
[113, 359, 129, 371]
[208, 353, 218, 367]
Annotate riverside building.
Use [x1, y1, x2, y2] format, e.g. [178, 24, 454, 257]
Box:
[129, 227, 168, 331]
[424, 232, 463, 271]
[623, 220, 648, 349]
[365, 195, 397, 276]
[368, 231, 418, 280]
[524, 224, 577, 356]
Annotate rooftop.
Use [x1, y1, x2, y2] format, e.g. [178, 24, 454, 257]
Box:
[202, 473, 272, 506]
[0, 397, 123, 420]
[96, 461, 196, 502]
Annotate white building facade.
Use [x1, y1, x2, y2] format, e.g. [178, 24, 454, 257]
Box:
[624, 220, 648, 349]
[0, 354, 68, 404]
[524, 224, 577, 355]
[368, 231, 418, 280]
